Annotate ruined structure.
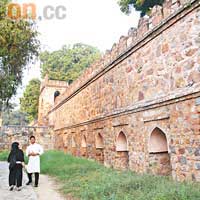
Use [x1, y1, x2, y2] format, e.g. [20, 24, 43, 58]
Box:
[0, 125, 54, 151]
[38, 75, 69, 126]
[0, 76, 69, 152]
[37, 0, 200, 181]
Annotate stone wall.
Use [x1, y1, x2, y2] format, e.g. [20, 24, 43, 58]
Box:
[38, 0, 200, 181]
[50, 0, 200, 130]
[0, 126, 54, 152]
[52, 96, 200, 181]
[38, 75, 68, 126]
[148, 153, 172, 176]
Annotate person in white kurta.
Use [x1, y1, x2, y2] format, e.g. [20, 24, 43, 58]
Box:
[26, 136, 43, 187]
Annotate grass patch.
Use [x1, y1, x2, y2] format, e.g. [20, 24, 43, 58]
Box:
[40, 151, 200, 200]
[0, 150, 9, 161]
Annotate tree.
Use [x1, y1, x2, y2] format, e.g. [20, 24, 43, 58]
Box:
[0, 0, 39, 110]
[20, 79, 41, 123]
[118, 0, 164, 17]
[2, 110, 29, 126]
[40, 43, 101, 82]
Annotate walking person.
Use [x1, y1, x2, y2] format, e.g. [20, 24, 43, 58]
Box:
[26, 136, 43, 187]
[7, 142, 25, 191]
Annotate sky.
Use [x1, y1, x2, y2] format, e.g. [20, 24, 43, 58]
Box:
[13, 0, 140, 105]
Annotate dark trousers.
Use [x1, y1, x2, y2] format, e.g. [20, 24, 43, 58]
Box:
[9, 164, 23, 187]
[27, 173, 39, 185]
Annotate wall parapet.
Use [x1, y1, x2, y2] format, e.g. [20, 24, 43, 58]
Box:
[48, 0, 200, 115]
[40, 75, 69, 94]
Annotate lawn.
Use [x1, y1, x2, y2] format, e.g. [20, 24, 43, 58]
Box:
[0, 150, 9, 161]
[0, 150, 29, 163]
[40, 150, 200, 200]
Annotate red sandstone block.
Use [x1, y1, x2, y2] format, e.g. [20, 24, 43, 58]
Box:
[126, 66, 133, 73]
[174, 52, 184, 62]
[151, 6, 163, 27]
[146, 68, 154, 76]
[137, 17, 149, 37]
[185, 139, 190, 145]
[188, 71, 200, 83]
[178, 148, 185, 154]
[162, 43, 169, 54]
[191, 125, 200, 134]
[191, 120, 200, 126]
[185, 48, 198, 57]
[160, 157, 170, 164]
[138, 91, 144, 101]
[175, 67, 182, 73]
[196, 106, 200, 113]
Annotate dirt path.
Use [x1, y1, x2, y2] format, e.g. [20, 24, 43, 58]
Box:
[0, 162, 66, 200]
[33, 174, 66, 200]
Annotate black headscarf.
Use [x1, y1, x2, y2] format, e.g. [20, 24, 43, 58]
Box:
[8, 142, 24, 165]
[11, 142, 19, 153]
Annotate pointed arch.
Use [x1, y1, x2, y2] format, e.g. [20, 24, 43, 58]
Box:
[95, 133, 104, 149]
[63, 133, 68, 147]
[81, 135, 87, 148]
[116, 131, 128, 151]
[149, 127, 168, 153]
[72, 136, 76, 148]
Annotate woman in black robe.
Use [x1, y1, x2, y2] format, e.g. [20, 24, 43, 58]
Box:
[7, 142, 25, 191]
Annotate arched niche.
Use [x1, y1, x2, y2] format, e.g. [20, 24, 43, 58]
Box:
[149, 127, 168, 153]
[63, 133, 68, 148]
[54, 91, 60, 102]
[148, 127, 172, 176]
[116, 131, 128, 152]
[72, 136, 76, 148]
[95, 133, 104, 149]
[81, 135, 87, 148]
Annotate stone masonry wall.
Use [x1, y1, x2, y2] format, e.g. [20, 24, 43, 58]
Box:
[0, 126, 54, 152]
[38, 75, 69, 126]
[53, 96, 200, 181]
[148, 153, 172, 176]
[51, 0, 200, 130]
[39, 0, 200, 181]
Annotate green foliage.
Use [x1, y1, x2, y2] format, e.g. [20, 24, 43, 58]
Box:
[0, 0, 39, 109]
[0, 151, 9, 161]
[41, 151, 200, 200]
[118, 0, 164, 17]
[20, 78, 41, 123]
[2, 109, 28, 125]
[40, 43, 101, 82]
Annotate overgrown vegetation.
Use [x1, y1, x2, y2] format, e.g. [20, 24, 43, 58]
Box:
[20, 79, 41, 123]
[2, 109, 29, 126]
[0, 150, 28, 162]
[40, 43, 101, 82]
[0, 151, 9, 161]
[118, 0, 164, 17]
[0, 0, 39, 109]
[40, 151, 200, 200]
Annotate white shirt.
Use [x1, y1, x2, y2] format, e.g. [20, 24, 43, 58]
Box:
[26, 143, 44, 173]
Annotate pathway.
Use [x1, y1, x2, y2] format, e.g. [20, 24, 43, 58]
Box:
[0, 162, 65, 200]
